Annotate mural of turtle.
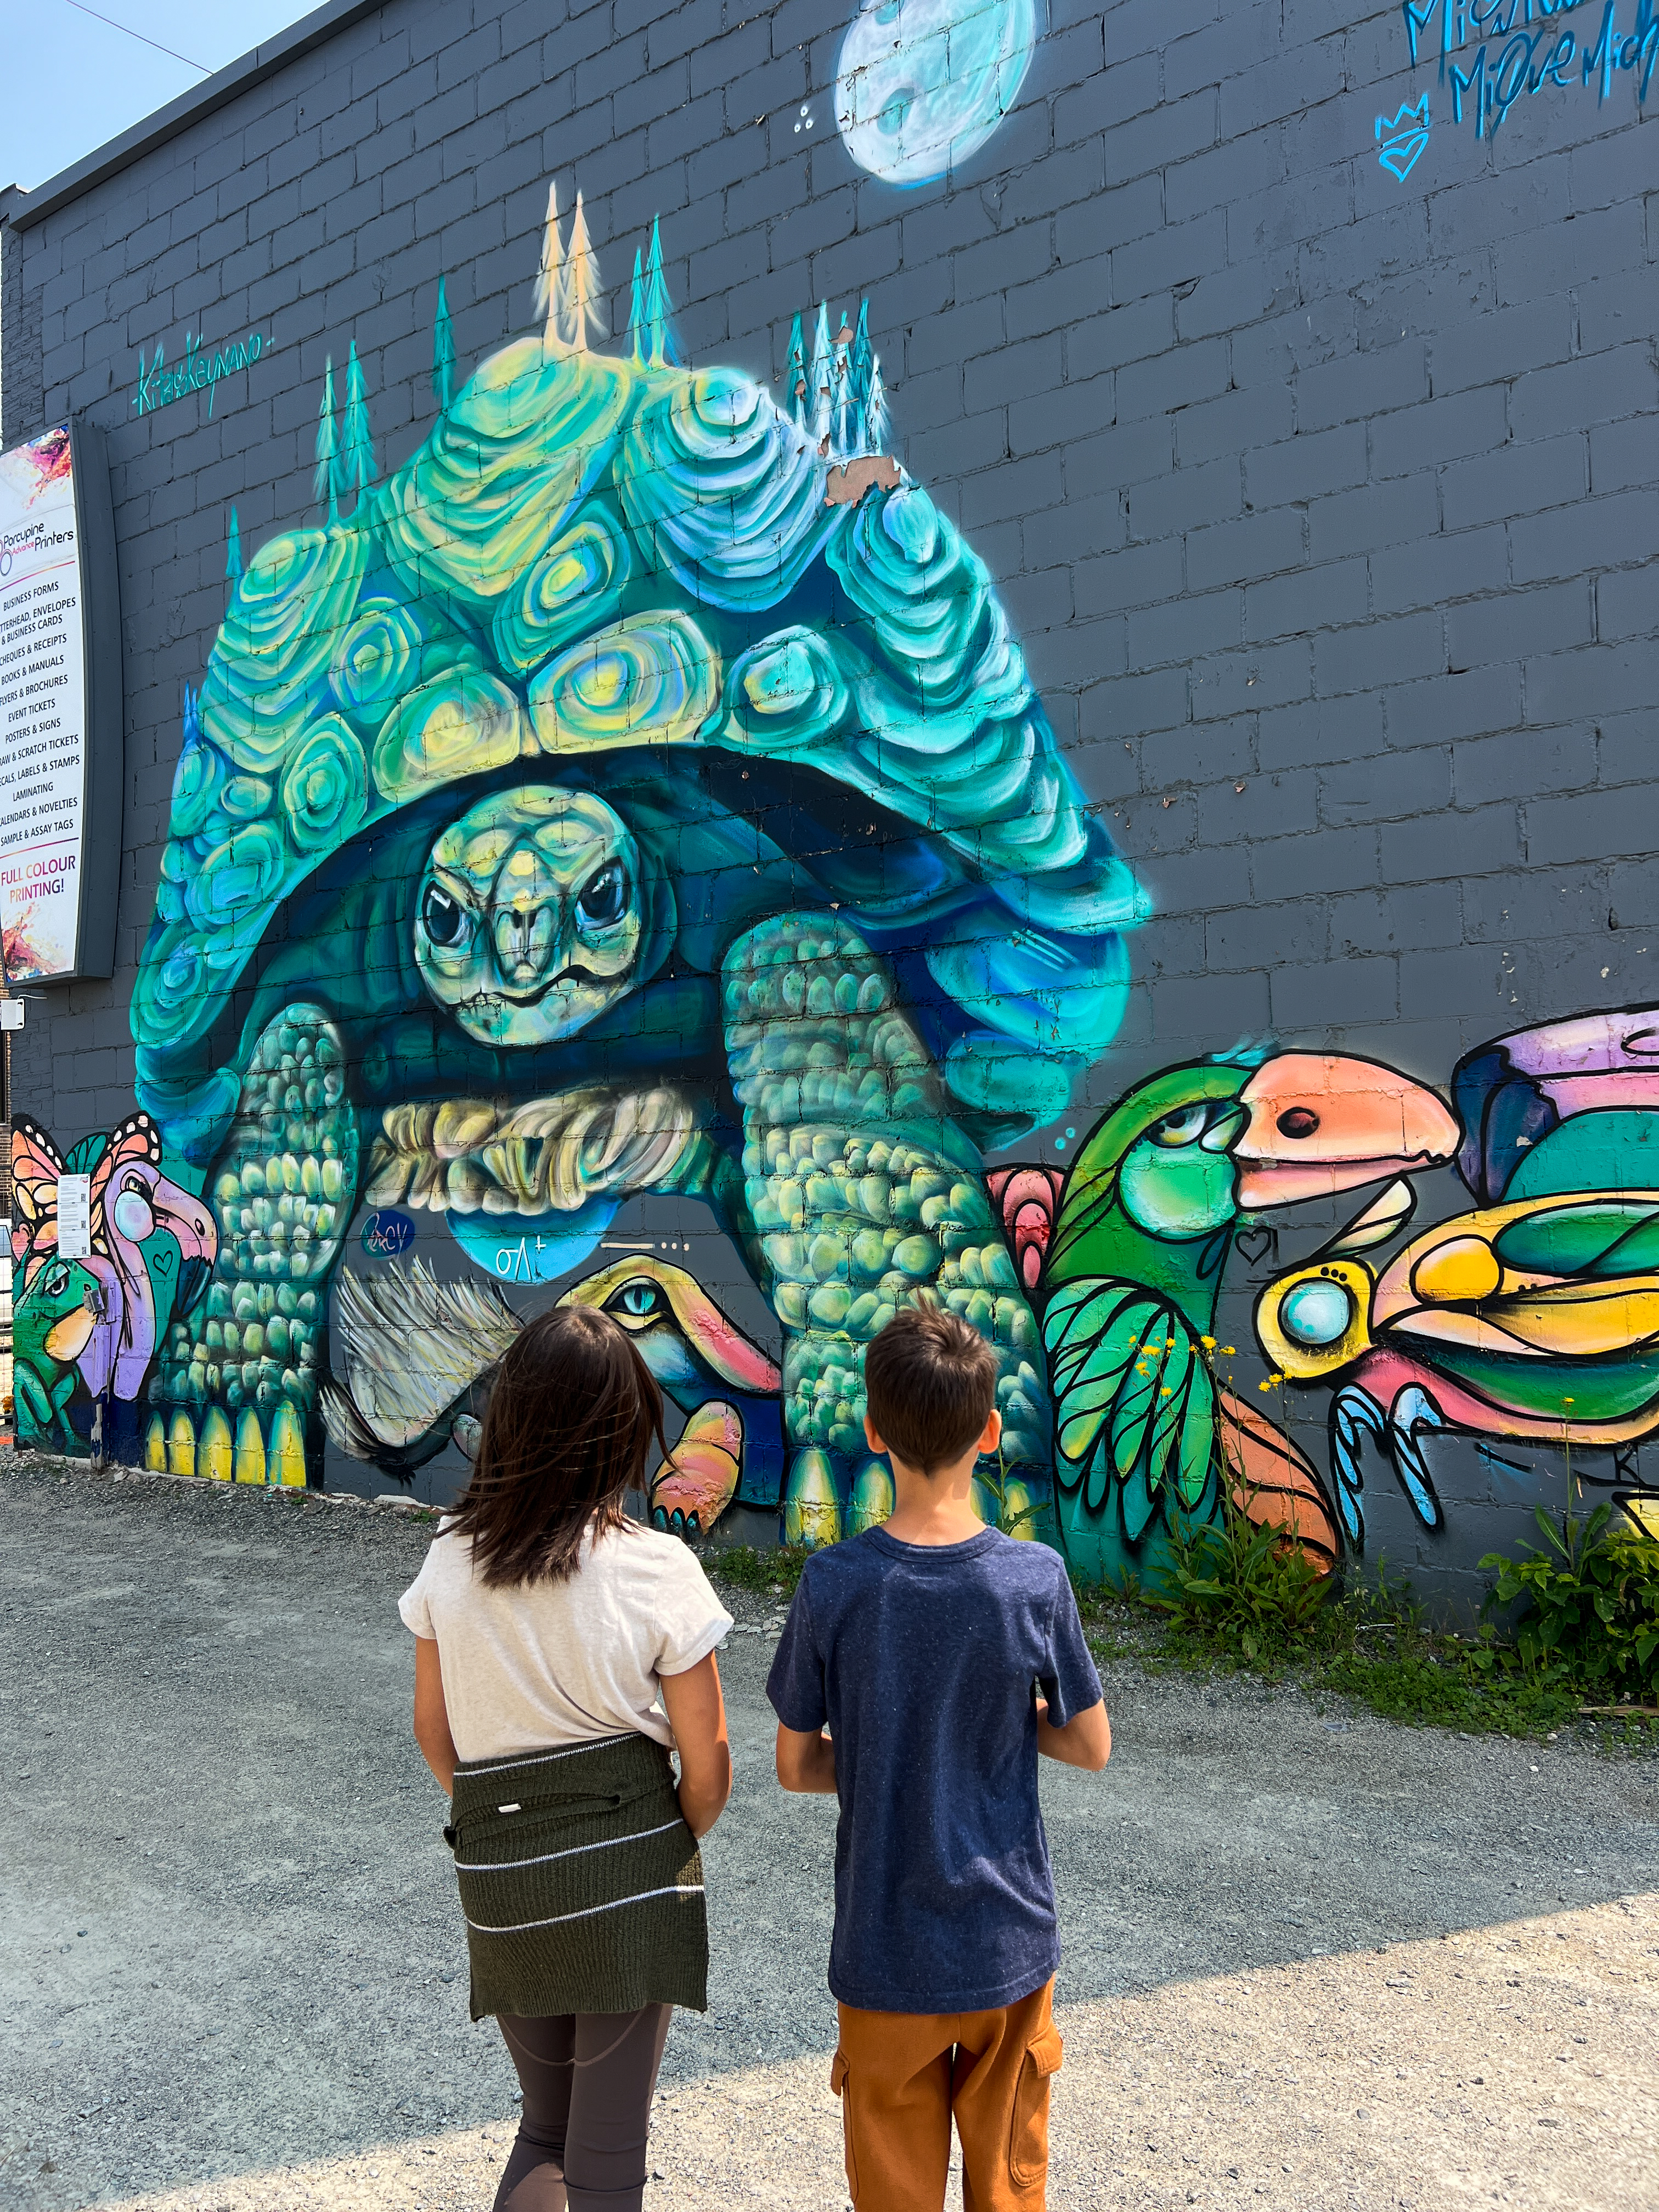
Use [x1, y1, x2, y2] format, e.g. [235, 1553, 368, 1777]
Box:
[130, 263, 1147, 1536]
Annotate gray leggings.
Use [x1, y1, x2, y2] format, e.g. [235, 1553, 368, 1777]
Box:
[494, 2005, 673, 2211]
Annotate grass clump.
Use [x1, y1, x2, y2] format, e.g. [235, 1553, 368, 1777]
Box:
[1156, 1497, 1333, 1668]
[706, 1542, 810, 1599]
[1080, 1482, 1659, 1745]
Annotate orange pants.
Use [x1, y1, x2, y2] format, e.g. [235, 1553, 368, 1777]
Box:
[831, 1978, 1062, 2211]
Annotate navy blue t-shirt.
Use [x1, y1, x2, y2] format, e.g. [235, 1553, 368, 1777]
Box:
[765, 1525, 1103, 2014]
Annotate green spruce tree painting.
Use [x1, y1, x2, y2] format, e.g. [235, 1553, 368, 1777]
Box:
[629, 248, 648, 366]
[225, 506, 242, 590]
[313, 357, 340, 524]
[432, 274, 455, 411]
[339, 341, 377, 510]
[642, 218, 679, 369]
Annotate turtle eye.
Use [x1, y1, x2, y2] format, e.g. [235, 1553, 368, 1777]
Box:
[605, 1279, 663, 1325]
[1149, 1104, 1211, 1148]
[421, 882, 467, 949]
[43, 1259, 70, 1297]
[576, 861, 629, 932]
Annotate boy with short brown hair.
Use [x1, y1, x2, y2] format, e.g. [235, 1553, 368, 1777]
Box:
[768, 1304, 1110, 2210]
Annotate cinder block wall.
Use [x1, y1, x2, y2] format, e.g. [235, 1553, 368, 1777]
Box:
[2, 0, 1656, 1614]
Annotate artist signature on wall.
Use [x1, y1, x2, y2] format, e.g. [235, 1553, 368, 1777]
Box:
[132, 328, 271, 420]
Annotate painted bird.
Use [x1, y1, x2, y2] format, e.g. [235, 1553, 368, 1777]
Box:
[558, 1254, 784, 1536]
[323, 1250, 785, 1534]
[1034, 1053, 1460, 1595]
[1257, 1015, 1659, 1544]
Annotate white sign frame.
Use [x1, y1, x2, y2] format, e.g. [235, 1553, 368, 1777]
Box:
[0, 419, 123, 983]
[57, 1170, 92, 1260]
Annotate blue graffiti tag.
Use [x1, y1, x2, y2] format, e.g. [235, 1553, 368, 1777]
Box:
[1400, 0, 1658, 137]
[360, 1209, 416, 1258]
[1376, 92, 1433, 174]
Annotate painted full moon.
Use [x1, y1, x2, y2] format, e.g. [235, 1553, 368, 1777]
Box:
[836, 0, 1039, 187]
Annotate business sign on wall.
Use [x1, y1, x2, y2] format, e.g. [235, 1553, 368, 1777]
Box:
[0, 420, 122, 981]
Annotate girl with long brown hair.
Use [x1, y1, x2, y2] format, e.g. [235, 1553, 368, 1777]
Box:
[400, 1304, 732, 2212]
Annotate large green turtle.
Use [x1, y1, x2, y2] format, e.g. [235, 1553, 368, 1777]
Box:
[133, 326, 1146, 1531]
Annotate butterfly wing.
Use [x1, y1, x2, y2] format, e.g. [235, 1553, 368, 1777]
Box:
[87, 1114, 162, 1254]
[10, 1119, 65, 1272]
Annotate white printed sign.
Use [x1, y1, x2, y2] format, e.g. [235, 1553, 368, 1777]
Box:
[0, 425, 88, 980]
[57, 1171, 91, 1260]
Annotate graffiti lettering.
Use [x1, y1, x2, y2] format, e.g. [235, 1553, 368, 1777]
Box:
[1396, 0, 1655, 148]
[132, 328, 270, 420]
[359, 1209, 415, 1258]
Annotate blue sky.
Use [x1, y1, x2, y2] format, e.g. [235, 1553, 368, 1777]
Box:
[2, 0, 323, 191]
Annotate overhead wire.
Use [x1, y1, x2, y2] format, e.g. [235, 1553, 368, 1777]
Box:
[57, 0, 211, 75]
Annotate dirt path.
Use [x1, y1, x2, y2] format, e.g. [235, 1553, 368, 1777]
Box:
[3, 1460, 1655, 2211]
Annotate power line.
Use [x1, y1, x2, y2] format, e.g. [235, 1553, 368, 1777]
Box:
[58, 0, 211, 75]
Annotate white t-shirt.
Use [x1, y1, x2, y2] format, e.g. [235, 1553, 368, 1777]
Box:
[398, 1517, 732, 1763]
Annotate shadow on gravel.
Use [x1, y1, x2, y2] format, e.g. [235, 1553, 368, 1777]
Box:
[3, 1461, 1655, 2210]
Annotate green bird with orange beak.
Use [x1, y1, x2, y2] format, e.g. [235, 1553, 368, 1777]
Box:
[1035, 1053, 1460, 1595]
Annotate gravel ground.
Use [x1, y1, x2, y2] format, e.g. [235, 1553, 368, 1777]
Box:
[3, 1456, 1656, 2212]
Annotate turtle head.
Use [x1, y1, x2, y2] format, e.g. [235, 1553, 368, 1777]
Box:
[414, 785, 644, 1047]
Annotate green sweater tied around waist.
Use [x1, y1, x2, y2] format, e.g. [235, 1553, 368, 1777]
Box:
[445, 1731, 707, 2022]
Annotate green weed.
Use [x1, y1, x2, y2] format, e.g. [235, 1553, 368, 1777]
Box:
[1478, 1503, 1659, 1701]
[1077, 1488, 1659, 1743]
[1154, 1490, 1334, 1668]
[706, 1543, 809, 1598]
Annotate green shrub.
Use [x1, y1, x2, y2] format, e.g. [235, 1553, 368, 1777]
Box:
[1479, 1504, 1659, 1702]
[1156, 1489, 1333, 1666]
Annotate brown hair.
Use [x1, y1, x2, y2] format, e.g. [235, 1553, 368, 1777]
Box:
[446, 1305, 670, 1586]
[864, 1302, 999, 1476]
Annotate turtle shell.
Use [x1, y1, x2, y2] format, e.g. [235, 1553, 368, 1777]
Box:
[134, 336, 1144, 1159]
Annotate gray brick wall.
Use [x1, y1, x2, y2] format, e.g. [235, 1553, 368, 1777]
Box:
[2, 0, 1656, 1607]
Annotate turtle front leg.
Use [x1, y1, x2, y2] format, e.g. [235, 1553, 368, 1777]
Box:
[721, 912, 1053, 1546]
[151, 1005, 358, 1488]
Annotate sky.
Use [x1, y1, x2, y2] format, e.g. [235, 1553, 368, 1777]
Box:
[1, 0, 324, 191]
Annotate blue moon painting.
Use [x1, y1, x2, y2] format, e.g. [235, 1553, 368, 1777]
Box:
[836, 0, 1040, 187]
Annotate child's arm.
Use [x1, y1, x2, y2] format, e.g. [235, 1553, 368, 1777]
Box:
[1035, 1694, 1111, 1771]
[775, 1723, 838, 1793]
[660, 1652, 734, 1838]
[413, 1637, 459, 1796]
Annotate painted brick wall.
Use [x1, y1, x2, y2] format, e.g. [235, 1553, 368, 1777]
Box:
[2, 0, 1656, 1610]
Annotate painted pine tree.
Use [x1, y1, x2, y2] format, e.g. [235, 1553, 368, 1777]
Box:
[339, 341, 377, 509]
[225, 506, 242, 589]
[863, 352, 889, 457]
[787, 313, 807, 430]
[834, 313, 855, 453]
[314, 357, 340, 524]
[809, 303, 833, 444]
[558, 191, 606, 353]
[432, 274, 456, 410]
[533, 182, 563, 348]
[629, 248, 648, 365]
[850, 302, 872, 452]
[642, 218, 679, 368]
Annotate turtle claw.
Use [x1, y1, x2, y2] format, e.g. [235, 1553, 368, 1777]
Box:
[782, 1447, 845, 1548]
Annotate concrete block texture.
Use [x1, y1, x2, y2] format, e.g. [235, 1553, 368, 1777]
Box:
[1, 0, 1655, 1610]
